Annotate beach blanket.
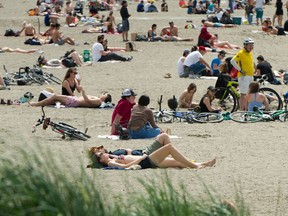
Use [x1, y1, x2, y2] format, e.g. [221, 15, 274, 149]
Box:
[97, 135, 181, 140]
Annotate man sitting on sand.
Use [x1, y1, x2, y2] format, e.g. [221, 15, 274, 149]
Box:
[92, 35, 132, 62]
[201, 19, 237, 28]
[160, 21, 193, 41]
[29, 89, 111, 108]
[51, 23, 75, 45]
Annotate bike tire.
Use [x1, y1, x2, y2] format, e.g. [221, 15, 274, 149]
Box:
[66, 131, 89, 141]
[192, 112, 224, 123]
[279, 113, 288, 122]
[259, 87, 283, 110]
[213, 88, 238, 113]
[230, 111, 263, 123]
[153, 111, 173, 123]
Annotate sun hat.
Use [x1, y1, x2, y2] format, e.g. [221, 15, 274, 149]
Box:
[122, 89, 137, 97]
[198, 46, 206, 52]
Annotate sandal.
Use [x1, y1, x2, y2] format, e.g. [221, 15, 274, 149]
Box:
[164, 73, 172, 78]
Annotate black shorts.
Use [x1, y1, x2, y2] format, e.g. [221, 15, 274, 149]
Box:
[139, 157, 157, 169]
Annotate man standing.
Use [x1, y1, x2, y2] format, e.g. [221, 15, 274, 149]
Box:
[255, 0, 265, 25]
[120, 0, 130, 42]
[231, 38, 255, 110]
[92, 35, 132, 62]
[183, 46, 212, 78]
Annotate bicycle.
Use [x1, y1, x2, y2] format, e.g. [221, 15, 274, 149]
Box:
[3, 65, 61, 86]
[32, 106, 91, 141]
[230, 94, 288, 123]
[153, 95, 224, 123]
[213, 75, 283, 113]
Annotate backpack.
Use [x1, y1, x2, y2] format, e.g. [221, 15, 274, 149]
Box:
[136, 34, 148, 41]
[4, 29, 16, 37]
[116, 23, 123, 33]
[283, 72, 288, 85]
[277, 27, 286, 36]
[125, 42, 136, 51]
[61, 58, 77, 68]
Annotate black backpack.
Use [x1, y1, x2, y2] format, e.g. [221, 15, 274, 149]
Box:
[61, 58, 77, 68]
[4, 29, 16, 37]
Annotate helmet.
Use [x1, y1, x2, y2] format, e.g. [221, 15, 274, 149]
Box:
[243, 38, 254, 45]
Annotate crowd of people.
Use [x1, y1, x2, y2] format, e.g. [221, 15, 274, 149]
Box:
[2, 0, 288, 172]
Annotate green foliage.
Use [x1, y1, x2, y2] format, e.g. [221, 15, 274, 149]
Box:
[0, 148, 250, 216]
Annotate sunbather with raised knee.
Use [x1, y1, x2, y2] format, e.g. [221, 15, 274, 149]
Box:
[29, 89, 111, 108]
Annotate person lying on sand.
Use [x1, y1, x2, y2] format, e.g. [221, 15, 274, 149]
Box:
[90, 134, 216, 169]
[201, 19, 237, 28]
[0, 47, 43, 54]
[29, 89, 111, 108]
[213, 34, 241, 50]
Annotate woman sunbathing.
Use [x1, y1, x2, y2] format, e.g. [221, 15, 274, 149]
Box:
[29, 89, 111, 108]
[94, 142, 216, 169]
[213, 34, 240, 50]
[0, 47, 42, 54]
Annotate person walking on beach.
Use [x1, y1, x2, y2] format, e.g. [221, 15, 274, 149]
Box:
[120, 0, 131, 42]
[273, 0, 284, 27]
[231, 38, 255, 111]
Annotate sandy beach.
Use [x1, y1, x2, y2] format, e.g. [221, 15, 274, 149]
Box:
[1, 0, 288, 215]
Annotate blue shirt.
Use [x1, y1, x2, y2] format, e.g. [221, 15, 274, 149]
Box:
[211, 57, 221, 76]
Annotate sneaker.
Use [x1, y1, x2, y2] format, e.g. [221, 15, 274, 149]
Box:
[126, 56, 133, 61]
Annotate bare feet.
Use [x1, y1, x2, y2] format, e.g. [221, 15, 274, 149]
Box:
[199, 158, 216, 168]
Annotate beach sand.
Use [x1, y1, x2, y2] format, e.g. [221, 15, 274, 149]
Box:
[1, 0, 288, 215]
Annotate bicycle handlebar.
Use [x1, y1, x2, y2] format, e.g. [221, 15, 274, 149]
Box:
[32, 106, 46, 133]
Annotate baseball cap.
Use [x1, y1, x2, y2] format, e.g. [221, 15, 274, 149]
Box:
[207, 86, 217, 92]
[122, 89, 137, 97]
[219, 50, 226, 56]
[198, 46, 206, 52]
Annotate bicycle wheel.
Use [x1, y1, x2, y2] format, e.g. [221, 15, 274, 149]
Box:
[192, 112, 224, 123]
[279, 113, 288, 122]
[230, 111, 263, 123]
[153, 111, 173, 123]
[259, 87, 283, 110]
[213, 88, 238, 113]
[67, 131, 90, 141]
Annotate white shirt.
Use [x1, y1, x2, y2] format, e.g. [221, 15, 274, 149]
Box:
[92, 42, 104, 62]
[144, 3, 151, 12]
[183, 51, 203, 67]
[255, 0, 264, 8]
[177, 56, 185, 77]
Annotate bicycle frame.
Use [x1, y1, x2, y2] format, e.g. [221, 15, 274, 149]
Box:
[32, 107, 90, 140]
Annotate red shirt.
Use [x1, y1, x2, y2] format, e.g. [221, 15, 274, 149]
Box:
[111, 98, 134, 135]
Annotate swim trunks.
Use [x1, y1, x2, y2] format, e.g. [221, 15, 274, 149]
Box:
[65, 96, 79, 107]
[55, 38, 65, 45]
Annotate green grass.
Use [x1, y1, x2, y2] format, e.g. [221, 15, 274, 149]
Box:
[0, 147, 250, 216]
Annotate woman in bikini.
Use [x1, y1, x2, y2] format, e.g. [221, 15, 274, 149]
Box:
[94, 142, 216, 169]
[148, 24, 163, 41]
[29, 89, 112, 108]
[62, 68, 82, 96]
[246, 81, 271, 111]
